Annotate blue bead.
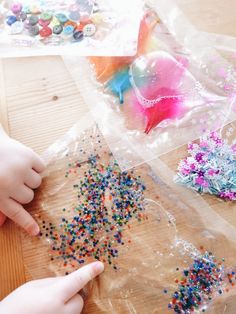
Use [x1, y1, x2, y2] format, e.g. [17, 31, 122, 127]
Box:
[63, 25, 74, 35]
[69, 11, 80, 21]
[6, 15, 17, 26]
[73, 31, 83, 42]
[55, 13, 68, 24]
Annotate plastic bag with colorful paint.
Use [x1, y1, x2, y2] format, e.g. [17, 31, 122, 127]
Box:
[63, 1, 236, 170]
[21, 114, 236, 314]
[0, 0, 143, 57]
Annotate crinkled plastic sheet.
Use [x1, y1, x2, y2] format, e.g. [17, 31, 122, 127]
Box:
[63, 0, 236, 171]
[0, 0, 143, 57]
[159, 119, 236, 227]
[22, 114, 236, 314]
[201, 33, 236, 54]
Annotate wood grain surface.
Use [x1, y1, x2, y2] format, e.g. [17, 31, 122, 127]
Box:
[0, 0, 236, 312]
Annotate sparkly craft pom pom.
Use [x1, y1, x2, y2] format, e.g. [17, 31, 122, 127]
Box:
[175, 131, 236, 201]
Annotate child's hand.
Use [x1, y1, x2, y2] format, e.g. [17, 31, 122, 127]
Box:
[0, 128, 45, 235]
[0, 261, 104, 314]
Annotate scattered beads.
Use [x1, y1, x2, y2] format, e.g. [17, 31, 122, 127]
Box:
[39, 154, 147, 270]
[175, 131, 236, 200]
[4, 1, 98, 44]
[167, 251, 235, 313]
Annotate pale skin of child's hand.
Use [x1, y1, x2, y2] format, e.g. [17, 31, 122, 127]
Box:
[0, 261, 104, 314]
[0, 125, 45, 235]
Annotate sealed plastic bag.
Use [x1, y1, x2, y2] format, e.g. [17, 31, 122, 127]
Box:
[156, 119, 236, 231]
[202, 32, 236, 54]
[63, 1, 236, 171]
[22, 114, 236, 314]
[175, 129, 236, 201]
[158, 32, 236, 209]
[0, 0, 143, 57]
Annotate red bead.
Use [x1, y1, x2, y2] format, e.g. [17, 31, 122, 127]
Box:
[39, 19, 50, 27]
[39, 26, 52, 37]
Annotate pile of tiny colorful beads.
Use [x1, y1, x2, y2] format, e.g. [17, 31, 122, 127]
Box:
[40, 155, 147, 270]
[175, 131, 236, 200]
[167, 251, 226, 313]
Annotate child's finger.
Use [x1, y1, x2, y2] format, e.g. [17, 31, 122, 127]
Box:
[1, 198, 39, 236]
[24, 169, 42, 189]
[31, 153, 46, 174]
[0, 211, 6, 226]
[59, 262, 104, 302]
[64, 294, 84, 314]
[11, 185, 34, 204]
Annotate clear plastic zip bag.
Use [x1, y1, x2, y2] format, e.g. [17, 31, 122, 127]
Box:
[156, 31, 236, 222]
[21, 114, 236, 314]
[157, 119, 236, 232]
[63, 1, 236, 171]
[0, 0, 143, 57]
[174, 128, 236, 201]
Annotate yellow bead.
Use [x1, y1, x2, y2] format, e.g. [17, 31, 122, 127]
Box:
[90, 13, 103, 25]
[50, 16, 60, 27]
[30, 4, 41, 14]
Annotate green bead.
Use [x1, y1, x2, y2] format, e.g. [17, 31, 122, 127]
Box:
[55, 13, 68, 24]
[40, 12, 53, 21]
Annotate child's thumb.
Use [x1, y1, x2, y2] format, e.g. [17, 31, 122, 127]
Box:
[58, 262, 104, 302]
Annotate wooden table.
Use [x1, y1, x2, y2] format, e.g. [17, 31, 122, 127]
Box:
[0, 0, 236, 309]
